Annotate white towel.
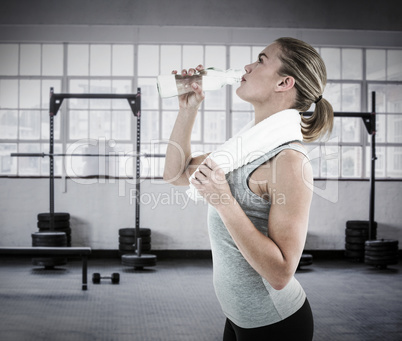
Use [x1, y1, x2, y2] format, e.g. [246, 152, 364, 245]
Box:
[187, 109, 303, 201]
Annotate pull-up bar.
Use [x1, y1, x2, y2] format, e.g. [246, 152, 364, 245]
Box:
[50, 92, 140, 117]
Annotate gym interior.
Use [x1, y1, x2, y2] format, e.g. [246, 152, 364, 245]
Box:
[0, 1, 401, 340]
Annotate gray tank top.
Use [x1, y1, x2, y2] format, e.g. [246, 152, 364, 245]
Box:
[207, 143, 308, 328]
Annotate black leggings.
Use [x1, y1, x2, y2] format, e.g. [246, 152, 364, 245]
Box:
[223, 298, 314, 341]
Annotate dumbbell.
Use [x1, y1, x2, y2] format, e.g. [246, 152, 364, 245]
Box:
[92, 272, 120, 284]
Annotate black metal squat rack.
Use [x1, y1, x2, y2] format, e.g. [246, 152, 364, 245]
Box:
[12, 87, 157, 269]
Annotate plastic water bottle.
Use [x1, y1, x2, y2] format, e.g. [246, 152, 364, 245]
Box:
[157, 67, 243, 98]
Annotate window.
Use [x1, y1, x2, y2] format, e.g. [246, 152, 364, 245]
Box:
[0, 43, 401, 180]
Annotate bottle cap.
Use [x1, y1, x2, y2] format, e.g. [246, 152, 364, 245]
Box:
[157, 75, 179, 98]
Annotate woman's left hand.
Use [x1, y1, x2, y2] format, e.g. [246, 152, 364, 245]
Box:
[190, 158, 234, 207]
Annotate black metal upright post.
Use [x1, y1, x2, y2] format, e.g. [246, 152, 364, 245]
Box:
[134, 88, 142, 257]
[49, 87, 55, 231]
[369, 91, 376, 240]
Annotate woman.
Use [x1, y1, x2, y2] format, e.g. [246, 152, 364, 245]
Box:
[163, 37, 333, 340]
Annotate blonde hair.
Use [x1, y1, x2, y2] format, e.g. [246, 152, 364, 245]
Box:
[275, 37, 334, 142]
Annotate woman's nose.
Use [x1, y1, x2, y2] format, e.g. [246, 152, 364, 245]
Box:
[244, 63, 252, 74]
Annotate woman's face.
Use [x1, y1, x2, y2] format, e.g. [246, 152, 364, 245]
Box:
[236, 43, 284, 105]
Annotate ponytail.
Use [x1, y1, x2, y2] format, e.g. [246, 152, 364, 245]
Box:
[301, 97, 334, 142]
[275, 37, 334, 143]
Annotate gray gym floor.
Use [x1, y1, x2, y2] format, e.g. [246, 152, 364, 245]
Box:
[0, 256, 401, 341]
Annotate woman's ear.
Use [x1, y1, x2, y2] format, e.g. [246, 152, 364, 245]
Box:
[276, 76, 295, 92]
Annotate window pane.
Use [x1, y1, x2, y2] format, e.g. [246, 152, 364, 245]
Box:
[42, 79, 61, 109]
[112, 45, 134, 76]
[232, 111, 254, 136]
[0, 144, 17, 174]
[90, 45, 111, 76]
[387, 115, 402, 143]
[0, 44, 18, 75]
[20, 80, 41, 109]
[161, 45, 181, 74]
[367, 49, 386, 80]
[138, 45, 159, 76]
[342, 147, 362, 177]
[366, 146, 385, 178]
[387, 50, 402, 81]
[41, 110, 61, 141]
[69, 79, 89, 109]
[0, 79, 18, 108]
[329, 117, 341, 141]
[342, 118, 360, 143]
[68, 45, 89, 76]
[19, 110, 40, 139]
[321, 48, 341, 80]
[20, 44, 41, 75]
[321, 145, 340, 178]
[89, 80, 111, 109]
[387, 147, 402, 177]
[324, 83, 341, 111]
[342, 49, 362, 80]
[368, 84, 402, 113]
[112, 110, 131, 140]
[0, 110, 18, 138]
[138, 78, 159, 110]
[69, 110, 88, 139]
[112, 80, 133, 110]
[42, 44, 63, 76]
[183, 45, 203, 70]
[204, 86, 226, 110]
[230, 46, 251, 70]
[342, 83, 360, 112]
[89, 111, 111, 139]
[141, 111, 159, 142]
[204, 111, 226, 143]
[19, 143, 40, 175]
[205, 46, 226, 70]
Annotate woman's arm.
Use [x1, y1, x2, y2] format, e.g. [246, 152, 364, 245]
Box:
[163, 66, 209, 186]
[192, 150, 313, 290]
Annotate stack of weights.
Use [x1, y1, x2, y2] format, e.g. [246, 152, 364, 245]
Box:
[118, 228, 151, 255]
[345, 220, 377, 261]
[365, 239, 399, 269]
[32, 212, 71, 269]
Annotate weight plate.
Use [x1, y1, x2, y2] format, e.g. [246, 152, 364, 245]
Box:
[365, 249, 398, 257]
[365, 254, 399, 262]
[345, 236, 368, 244]
[38, 227, 72, 235]
[365, 239, 399, 248]
[119, 236, 151, 244]
[346, 220, 377, 229]
[37, 212, 70, 222]
[345, 243, 365, 251]
[119, 228, 151, 237]
[364, 257, 398, 266]
[121, 254, 157, 267]
[119, 244, 151, 252]
[345, 229, 369, 237]
[38, 221, 70, 229]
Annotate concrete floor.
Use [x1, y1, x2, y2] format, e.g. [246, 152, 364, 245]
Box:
[0, 256, 401, 341]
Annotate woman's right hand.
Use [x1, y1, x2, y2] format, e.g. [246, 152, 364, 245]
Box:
[172, 65, 205, 110]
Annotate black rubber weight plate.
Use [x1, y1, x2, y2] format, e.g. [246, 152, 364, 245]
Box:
[346, 220, 377, 230]
[119, 236, 151, 244]
[121, 254, 157, 267]
[38, 221, 70, 229]
[345, 243, 365, 251]
[37, 212, 70, 221]
[365, 239, 399, 248]
[119, 228, 151, 237]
